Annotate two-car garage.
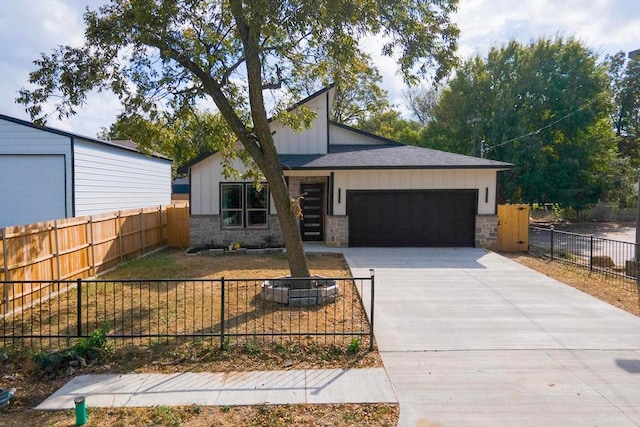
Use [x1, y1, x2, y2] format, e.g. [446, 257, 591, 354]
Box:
[346, 189, 478, 247]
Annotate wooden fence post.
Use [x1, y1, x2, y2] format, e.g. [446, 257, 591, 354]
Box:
[118, 211, 124, 262]
[89, 217, 96, 277]
[54, 221, 61, 281]
[140, 209, 145, 255]
[2, 228, 9, 314]
[158, 205, 163, 246]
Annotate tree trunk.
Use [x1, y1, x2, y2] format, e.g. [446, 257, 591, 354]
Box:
[259, 159, 311, 279]
[224, 1, 311, 279]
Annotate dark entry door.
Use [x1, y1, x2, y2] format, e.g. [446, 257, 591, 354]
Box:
[300, 183, 324, 241]
[346, 190, 477, 247]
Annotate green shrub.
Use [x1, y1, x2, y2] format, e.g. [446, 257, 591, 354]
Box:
[75, 323, 112, 356]
[347, 338, 361, 355]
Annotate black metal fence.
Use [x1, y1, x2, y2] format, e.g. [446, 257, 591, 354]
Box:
[529, 226, 638, 289]
[0, 275, 374, 351]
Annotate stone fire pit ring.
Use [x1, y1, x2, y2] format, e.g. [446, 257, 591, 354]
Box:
[261, 275, 339, 306]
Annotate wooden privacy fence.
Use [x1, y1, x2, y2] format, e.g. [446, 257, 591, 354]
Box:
[0, 204, 189, 314]
[497, 204, 530, 252]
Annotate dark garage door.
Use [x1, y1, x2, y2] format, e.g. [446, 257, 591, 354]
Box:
[347, 190, 477, 247]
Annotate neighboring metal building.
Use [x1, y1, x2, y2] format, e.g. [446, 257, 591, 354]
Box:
[0, 114, 172, 228]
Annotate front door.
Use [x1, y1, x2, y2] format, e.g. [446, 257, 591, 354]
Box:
[300, 183, 324, 241]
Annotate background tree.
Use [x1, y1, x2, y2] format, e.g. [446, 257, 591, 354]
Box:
[423, 37, 622, 211]
[99, 110, 234, 174]
[606, 51, 640, 169]
[18, 0, 459, 277]
[405, 84, 440, 126]
[329, 61, 390, 126]
[357, 109, 422, 145]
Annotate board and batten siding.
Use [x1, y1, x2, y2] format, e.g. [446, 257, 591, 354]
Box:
[73, 138, 171, 216]
[272, 93, 329, 155]
[332, 169, 498, 215]
[329, 124, 386, 146]
[190, 153, 277, 216]
[0, 118, 73, 227]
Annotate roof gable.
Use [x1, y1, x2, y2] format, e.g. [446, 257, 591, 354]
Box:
[184, 89, 514, 172]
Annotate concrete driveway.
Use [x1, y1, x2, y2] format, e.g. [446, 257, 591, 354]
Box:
[344, 248, 640, 427]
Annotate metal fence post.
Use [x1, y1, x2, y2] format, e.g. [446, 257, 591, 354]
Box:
[589, 235, 594, 271]
[76, 278, 82, 338]
[369, 269, 375, 352]
[550, 226, 555, 260]
[220, 277, 225, 350]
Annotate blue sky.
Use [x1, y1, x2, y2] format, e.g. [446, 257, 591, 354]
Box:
[1, 0, 639, 138]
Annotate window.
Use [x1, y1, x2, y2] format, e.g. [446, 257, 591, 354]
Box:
[221, 184, 243, 228]
[221, 183, 269, 228]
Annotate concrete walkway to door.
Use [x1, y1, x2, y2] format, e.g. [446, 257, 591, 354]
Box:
[343, 247, 640, 427]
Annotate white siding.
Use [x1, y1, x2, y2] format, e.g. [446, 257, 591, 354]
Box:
[73, 139, 171, 216]
[329, 124, 387, 145]
[332, 169, 498, 215]
[0, 118, 73, 225]
[272, 93, 329, 154]
[191, 154, 248, 215]
[191, 153, 278, 215]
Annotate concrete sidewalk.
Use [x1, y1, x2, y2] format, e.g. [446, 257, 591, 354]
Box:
[36, 368, 397, 410]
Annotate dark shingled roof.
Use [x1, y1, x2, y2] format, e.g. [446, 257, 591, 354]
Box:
[279, 144, 513, 170]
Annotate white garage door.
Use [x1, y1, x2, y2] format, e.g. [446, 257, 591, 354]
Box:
[0, 155, 67, 228]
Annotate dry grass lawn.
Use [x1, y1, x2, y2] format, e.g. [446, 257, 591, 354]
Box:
[503, 252, 640, 316]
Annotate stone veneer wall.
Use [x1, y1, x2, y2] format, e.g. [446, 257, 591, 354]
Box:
[190, 215, 283, 247]
[325, 216, 349, 247]
[475, 215, 498, 248]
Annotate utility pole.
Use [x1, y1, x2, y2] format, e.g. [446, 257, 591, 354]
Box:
[467, 117, 482, 157]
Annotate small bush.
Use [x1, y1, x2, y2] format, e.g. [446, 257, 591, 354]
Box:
[242, 340, 261, 356]
[222, 337, 231, 351]
[75, 323, 113, 357]
[347, 338, 361, 355]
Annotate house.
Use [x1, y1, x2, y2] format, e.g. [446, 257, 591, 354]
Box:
[172, 177, 190, 201]
[0, 115, 172, 228]
[187, 87, 513, 248]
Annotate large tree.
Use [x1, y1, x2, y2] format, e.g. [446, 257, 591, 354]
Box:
[606, 51, 640, 168]
[17, 0, 459, 277]
[423, 37, 620, 210]
[357, 109, 422, 145]
[405, 84, 440, 126]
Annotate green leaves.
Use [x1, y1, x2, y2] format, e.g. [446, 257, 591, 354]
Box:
[425, 36, 621, 210]
[17, 0, 460, 277]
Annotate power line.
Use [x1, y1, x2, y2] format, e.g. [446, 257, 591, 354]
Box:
[484, 99, 598, 152]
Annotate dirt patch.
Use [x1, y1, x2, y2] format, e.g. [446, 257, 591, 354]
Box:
[0, 403, 399, 426]
[503, 252, 640, 316]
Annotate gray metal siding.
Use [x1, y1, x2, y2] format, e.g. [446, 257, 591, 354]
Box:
[0, 118, 73, 226]
[0, 155, 67, 227]
[73, 139, 171, 216]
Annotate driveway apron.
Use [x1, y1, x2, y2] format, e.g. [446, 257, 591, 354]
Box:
[344, 248, 640, 427]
